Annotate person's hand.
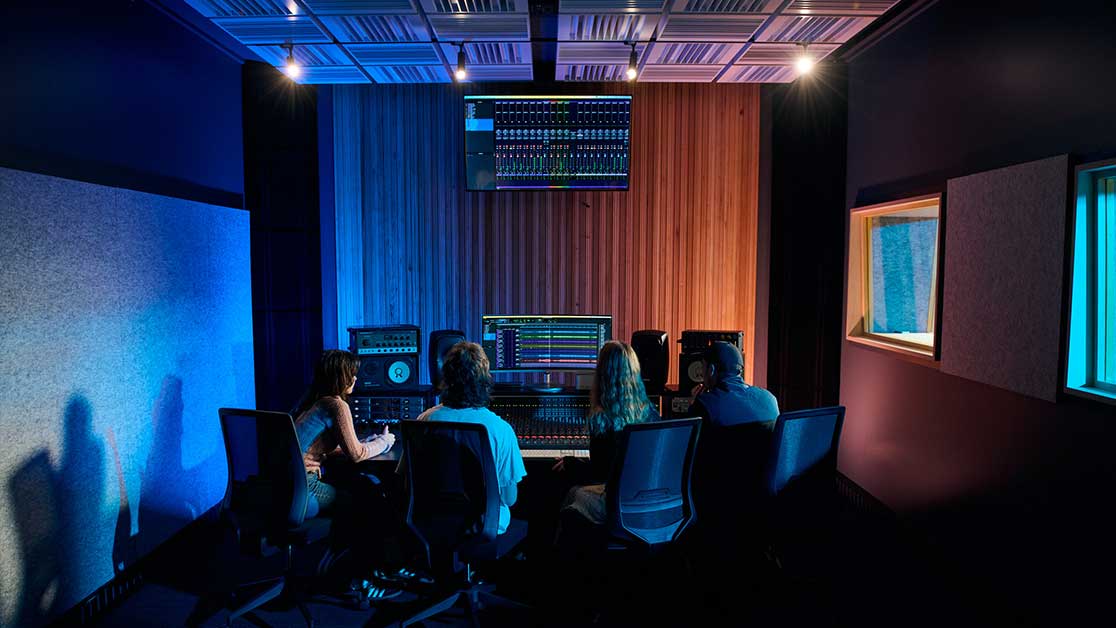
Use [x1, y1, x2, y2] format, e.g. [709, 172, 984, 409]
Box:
[551, 456, 565, 473]
[377, 424, 396, 451]
[303, 452, 323, 476]
[690, 383, 704, 397]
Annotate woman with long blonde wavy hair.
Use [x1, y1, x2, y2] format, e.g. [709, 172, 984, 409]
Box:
[555, 340, 660, 527]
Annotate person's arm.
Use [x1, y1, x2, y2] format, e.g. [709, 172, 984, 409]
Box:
[327, 398, 385, 463]
[499, 482, 518, 508]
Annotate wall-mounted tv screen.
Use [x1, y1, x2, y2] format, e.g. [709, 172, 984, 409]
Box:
[464, 95, 631, 191]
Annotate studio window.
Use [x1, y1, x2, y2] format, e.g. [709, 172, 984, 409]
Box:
[1067, 160, 1116, 403]
[846, 194, 943, 360]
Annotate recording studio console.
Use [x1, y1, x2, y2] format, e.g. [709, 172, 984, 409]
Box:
[350, 394, 428, 437]
[489, 391, 663, 459]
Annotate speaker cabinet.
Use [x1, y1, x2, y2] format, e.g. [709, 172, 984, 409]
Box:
[356, 355, 419, 390]
[678, 351, 705, 394]
[428, 329, 466, 389]
[631, 330, 669, 394]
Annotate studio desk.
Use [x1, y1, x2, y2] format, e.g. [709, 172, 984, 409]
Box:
[352, 386, 692, 549]
[352, 385, 684, 461]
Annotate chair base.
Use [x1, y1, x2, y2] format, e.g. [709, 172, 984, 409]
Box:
[371, 581, 530, 628]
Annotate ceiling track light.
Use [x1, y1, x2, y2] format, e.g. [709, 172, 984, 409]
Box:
[795, 42, 815, 76]
[455, 44, 467, 81]
[281, 42, 300, 80]
[626, 43, 638, 81]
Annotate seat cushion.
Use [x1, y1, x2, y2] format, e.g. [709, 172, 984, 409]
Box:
[458, 518, 527, 563]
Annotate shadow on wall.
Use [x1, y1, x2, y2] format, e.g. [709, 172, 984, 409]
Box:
[112, 375, 220, 573]
[8, 395, 106, 627]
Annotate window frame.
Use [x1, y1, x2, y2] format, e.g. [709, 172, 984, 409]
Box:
[846, 193, 945, 363]
[1066, 159, 1116, 405]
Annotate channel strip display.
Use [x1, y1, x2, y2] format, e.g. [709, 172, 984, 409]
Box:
[482, 315, 612, 371]
[464, 95, 631, 191]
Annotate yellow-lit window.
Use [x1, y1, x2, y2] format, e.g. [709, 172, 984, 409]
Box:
[846, 195, 943, 360]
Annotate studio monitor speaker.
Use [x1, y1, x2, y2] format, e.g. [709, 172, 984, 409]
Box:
[631, 330, 669, 394]
[429, 329, 466, 389]
[356, 355, 419, 390]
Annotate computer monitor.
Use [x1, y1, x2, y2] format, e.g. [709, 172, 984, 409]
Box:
[481, 315, 613, 372]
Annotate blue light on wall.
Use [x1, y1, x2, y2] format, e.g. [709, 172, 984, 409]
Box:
[0, 167, 254, 627]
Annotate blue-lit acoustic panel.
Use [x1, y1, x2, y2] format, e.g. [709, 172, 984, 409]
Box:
[0, 168, 254, 627]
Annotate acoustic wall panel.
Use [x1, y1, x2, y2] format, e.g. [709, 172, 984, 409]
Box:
[331, 82, 761, 386]
[940, 155, 1069, 401]
[0, 168, 254, 627]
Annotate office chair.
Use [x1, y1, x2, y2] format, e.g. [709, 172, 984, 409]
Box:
[605, 417, 702, 551]
[762, 406, 846, 574]
[209, 408, 331, 628]
[383, 420, 530, 627]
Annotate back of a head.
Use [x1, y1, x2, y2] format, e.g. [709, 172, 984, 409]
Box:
[590, 340, 651, 435]
[295, 349, 359, 416]
[439, 341, 493, 409]
[702, 341, 744, 379]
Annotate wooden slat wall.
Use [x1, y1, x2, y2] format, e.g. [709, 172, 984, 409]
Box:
[332, 82, 760, 386]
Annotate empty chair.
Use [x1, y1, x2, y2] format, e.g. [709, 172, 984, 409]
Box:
[208, 408, 330, 628]
[762, 405, 846, 575]
[605, 417, 702, 550]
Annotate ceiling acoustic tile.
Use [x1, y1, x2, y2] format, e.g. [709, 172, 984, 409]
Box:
[757, 14, 875, 43]
[557, 41, 647, 64]
[560, 0, 666, 11]
[457, 64, 534, 80]
[639, 64, 722, 81]
[717, 64, 797, 82]
[669, 0, 780, 12]
[364, 65, 451, 82]
[657, 14, 767, 41]
[212, 16, 331, 44]
[440, 42, 532, 64]
[783, 1, 898, 16]
[182, 0, 298, 17]
[645, 42, 743, 65]
[420, 0, 528, 13]
[288, 65, 370, 83]
[302, 0, 417, 13]
[558, 14, 659, 41]
[427, 13, 530, 40]
[250, 43, 352, 65]
[737, 41, 838, 64]
[318, 14, 430, 41]
[556, 64, 629, 81]
[346, 42, 443, 64]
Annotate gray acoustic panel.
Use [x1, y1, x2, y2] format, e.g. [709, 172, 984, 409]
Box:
[940, 155, 1070, 402]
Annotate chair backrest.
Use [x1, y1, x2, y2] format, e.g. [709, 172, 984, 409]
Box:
[218, 408, 309, 535]
[605, 417, 702, 548]
[764, 406, 846, 497]
[400, 420, 500, 555]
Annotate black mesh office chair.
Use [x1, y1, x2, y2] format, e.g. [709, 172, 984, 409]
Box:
[209, 408, 331, 628]
[605, 417, 702, 550]
[384, 419, 529, 627]
[762, 406, 846, 573]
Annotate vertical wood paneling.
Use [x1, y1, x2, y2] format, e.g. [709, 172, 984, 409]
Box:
[334, 82, 761, 386]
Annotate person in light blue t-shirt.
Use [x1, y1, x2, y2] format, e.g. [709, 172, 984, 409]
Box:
[414, 341, 526, 534]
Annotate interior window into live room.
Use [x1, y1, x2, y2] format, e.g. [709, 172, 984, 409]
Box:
[1097, 175, 1115, 389]
[866, 207, 939, 350]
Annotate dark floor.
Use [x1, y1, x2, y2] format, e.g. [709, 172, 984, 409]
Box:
[88, 487, 1019, 628]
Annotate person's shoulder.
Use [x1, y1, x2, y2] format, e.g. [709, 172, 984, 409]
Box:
[415, 404, 445, 421]
[316, 396, 348, 413]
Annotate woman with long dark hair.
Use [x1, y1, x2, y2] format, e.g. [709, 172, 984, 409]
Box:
[294, 349, 395, 517]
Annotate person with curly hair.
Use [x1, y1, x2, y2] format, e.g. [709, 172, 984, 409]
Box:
[414, 341, 526, 534]
[554, 340, 660, 527]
